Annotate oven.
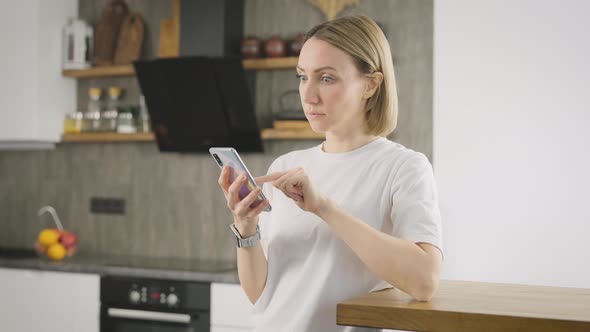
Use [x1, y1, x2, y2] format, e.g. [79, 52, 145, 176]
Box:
[100, 275, 210, 332]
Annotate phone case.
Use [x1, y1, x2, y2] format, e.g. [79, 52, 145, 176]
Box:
[209, 147, 272, 212]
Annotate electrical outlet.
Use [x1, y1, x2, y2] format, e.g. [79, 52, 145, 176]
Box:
[90, 197, 125, 215]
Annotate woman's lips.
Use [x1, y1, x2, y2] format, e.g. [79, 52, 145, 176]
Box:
[306, 112, 325, 120]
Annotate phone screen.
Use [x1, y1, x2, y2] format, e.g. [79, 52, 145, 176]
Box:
[210, 148, 272, 212]
[227, 163, 256, 200]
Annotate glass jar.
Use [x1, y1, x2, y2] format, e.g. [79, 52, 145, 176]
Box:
[117, 111, 137, 133]
[63, 112, 83, 134]
[84, 87, 102, 132]
[83, 110, 101, 132]
[100, 86, 122, 132]
[100, 110, 118, 132]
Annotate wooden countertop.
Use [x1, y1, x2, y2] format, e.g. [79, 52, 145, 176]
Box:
[337, 280, 590, 332]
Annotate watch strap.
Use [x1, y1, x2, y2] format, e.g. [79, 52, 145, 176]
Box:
[230, 224, 260, 248]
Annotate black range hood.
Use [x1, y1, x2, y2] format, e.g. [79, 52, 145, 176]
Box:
[134, 56, 262, 152]
[134, 0, 262, 153]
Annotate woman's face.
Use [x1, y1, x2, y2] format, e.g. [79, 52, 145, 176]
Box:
[296, 37, 368, 135]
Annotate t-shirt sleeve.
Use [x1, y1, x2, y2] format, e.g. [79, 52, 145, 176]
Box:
[390, 153, 443, 256]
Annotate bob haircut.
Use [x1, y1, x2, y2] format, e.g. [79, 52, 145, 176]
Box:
[304, 15, 398, 136]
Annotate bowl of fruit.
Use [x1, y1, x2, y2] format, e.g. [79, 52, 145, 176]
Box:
[35, 206, 78, 261]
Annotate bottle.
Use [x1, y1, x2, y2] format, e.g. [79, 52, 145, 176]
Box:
[138, 95, 151, 133]
[83, 88, 102, 132]
[117, 106, 137, 133]
[63, 111, 84, 134]
[101, 87, 121, 132]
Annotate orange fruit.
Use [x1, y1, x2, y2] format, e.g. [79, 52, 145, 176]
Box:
[38, 229, 60, 246]
[47, 243, 67, 261]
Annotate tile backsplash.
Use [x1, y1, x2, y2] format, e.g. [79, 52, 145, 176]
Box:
[0, 141, 316, 261]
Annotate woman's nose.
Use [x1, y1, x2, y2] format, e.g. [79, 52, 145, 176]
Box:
[300, 83, 320, 105]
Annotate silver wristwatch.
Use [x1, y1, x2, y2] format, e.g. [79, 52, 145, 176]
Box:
[230, 224, 260, 248]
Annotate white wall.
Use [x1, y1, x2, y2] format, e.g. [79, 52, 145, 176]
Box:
[434, 0, 590, 288]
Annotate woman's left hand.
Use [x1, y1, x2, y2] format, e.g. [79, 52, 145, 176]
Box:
[256, 167, 326, 215]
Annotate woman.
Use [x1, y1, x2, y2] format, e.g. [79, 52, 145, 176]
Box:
[217, 15, 443, 332]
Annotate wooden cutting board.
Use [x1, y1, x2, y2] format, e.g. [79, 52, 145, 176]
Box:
[93, 0, 129, 66]
[114, 14, 144, 65]
[158, 0, 180, 58]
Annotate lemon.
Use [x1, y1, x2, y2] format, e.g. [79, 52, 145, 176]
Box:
[38, 229, 60, 246]
[47, 243, 67, 261]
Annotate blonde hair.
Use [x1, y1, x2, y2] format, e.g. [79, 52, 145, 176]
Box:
[304, 15, 398, 136]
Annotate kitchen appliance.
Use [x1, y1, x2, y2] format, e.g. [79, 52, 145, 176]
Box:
[179, 0, 243, 57]
[100, 275, 210, 331]
[62, 18, 93, 70]
[134, 56, 263, 153]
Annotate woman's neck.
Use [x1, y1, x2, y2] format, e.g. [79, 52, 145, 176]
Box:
[322, 131, 380, 153]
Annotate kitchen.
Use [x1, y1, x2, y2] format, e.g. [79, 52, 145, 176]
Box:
[1, 0, 589, 332]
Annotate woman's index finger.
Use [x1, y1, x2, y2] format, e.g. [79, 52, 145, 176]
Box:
[255, 171, 288, 184]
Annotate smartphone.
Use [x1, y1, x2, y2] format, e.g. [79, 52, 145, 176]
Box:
[209, 147, 272, 212]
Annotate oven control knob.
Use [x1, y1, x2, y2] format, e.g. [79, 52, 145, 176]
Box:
[129, 290, 141, 304]
[166, 293, 179, 306]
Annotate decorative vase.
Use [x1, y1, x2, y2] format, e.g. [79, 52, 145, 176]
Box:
[289, 33, 305, 56]
[265, 35, 287, 58]
[241, 36, 261, 58]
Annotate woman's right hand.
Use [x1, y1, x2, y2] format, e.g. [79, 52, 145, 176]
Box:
[218, 165, 269, 237]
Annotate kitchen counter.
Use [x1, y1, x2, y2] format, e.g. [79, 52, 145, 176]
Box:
[0, 251, 239, 283]
[337, 280, 590, 332]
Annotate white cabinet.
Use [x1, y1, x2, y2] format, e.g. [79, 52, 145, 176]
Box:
[0, 268, 100, 332]
[0, 0, 76, 147]
[211, 282, 254, 331]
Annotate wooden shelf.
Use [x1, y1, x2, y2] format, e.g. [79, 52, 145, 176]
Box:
[260, 128, 324, 140]
[61, 132, 155, 142]
[242, 57, 299, 70]
[62, 65, 135, 78]
[62, 57, 298, 78]
[60, 129, 322, 143]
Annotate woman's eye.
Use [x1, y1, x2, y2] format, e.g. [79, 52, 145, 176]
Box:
[296, 74, 307, 82]
[321, 76, 335, 83]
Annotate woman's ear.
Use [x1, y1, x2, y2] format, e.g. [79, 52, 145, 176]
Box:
[363, 72, 384, 99]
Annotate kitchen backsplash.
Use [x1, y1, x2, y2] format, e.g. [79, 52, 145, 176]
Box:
[0, 141, 315, 261]
[0, 0, 433, 261]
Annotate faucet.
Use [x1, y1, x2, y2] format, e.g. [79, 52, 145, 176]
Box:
[37, 206, 64, 231]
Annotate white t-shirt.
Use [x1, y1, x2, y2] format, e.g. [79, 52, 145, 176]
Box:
[251, 137, 443, 332]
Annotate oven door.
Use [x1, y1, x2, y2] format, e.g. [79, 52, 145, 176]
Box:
[100, 306, 209, 332]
